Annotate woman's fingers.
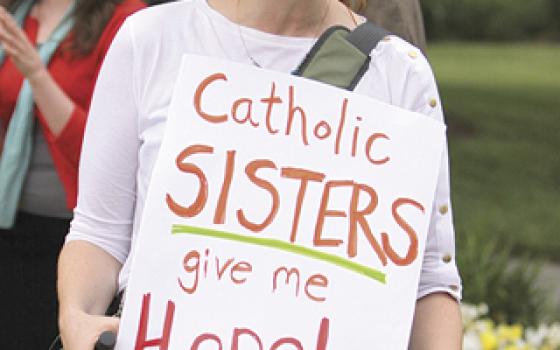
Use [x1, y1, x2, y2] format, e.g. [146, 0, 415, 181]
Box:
[60, 311, 121, 350]
[0, 8, 45, 79]
[0, 20, 17, 44]
[0, 24, 25, 66]
[0, 9, 31, 47]
[0, 12, 24, 55]
[0, 25, 20, 56]
[105, 316, 120, 334]
[0, 43, 18, 58]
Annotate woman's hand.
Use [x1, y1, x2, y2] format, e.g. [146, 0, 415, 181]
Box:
[0, 6, 46, 81]
[58, 241, 123, 350]
[59, 308, 120, 350]
[0, 6, 75, 136]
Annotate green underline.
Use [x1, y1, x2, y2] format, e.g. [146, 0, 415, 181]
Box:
[172, 224, 386, 284]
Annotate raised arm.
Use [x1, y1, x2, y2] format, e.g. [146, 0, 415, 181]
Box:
[0, 6, 74, 136]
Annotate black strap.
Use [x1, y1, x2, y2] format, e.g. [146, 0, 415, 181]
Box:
[345, 21, 390, 90]
[346, 21, 390, 56]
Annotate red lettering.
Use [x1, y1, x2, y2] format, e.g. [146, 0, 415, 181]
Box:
[271, 338, 304, 350]
[193, 73, 228, 123]
[348, 183, 387, 265]
[166, 144, 213, 218]
[351, 116, 363, 157]
[365, 133, 390, 165]
[304, 274, 328, 303]
[237, 160, 280, 232]
[334, 98, 348, 155]
[230, 261, 252, 284]
[191, 334, 222, 350]
[178, 250, 200, 294]
[232, 98, 259, 127]
[272, 267, 300, 297]
[313, 121, 332, 140]
[134, 293, 175, 350]
[232, 328, 263, 350]
[382, 198, 423, 266]
[281, 167, 325, 243]
[179, 249, 253, 293]
[216, 257, 234, 280]
[316, 318, 330, 350]
[261, 82, 282, 135]
[286, 85, 309, 146]
[214, 150, 235, 224]
[314, 180, 350, 247]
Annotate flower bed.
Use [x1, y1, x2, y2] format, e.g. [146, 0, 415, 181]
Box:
[462, 303, 560, 350]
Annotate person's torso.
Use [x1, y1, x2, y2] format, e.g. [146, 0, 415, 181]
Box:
[0, 16, 100, 127]
[117, 0, 431, 290]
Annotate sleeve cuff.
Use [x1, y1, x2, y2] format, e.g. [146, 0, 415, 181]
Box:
[417, 267, 463, 302]
[417, 285, 462, 302]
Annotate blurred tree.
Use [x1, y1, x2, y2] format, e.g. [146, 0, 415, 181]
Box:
[422, 0, 559, 41]
[548, 0, 560, 39]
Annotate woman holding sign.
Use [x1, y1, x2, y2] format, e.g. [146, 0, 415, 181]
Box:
[57, 0, 462, 349]
[0, 0, 144, 348]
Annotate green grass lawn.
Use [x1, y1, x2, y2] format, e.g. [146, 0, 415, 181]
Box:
[427, 43, 560, 262]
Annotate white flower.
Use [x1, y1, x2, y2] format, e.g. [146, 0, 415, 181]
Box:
[463, 329, 481, 350]
[477, 303, 489, 316]
[548, 322, 560, 346]
[462, 302, 489, 326]
[526, 326, 547, 346]
[460, 302, 560, 350]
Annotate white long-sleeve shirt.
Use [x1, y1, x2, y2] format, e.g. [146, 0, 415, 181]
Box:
[66, 0, 462, 300]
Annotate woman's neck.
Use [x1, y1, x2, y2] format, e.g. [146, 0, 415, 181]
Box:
[31, 0, 74, 43]
[208, 0, 360, 37]
[31, 0, 73, 17]
[35, 0, 73, 9]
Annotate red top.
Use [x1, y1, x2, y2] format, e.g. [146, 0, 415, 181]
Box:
[0, 0, 145, 210]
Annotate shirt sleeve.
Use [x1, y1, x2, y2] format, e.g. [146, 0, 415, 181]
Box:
[53, 105, 87, 168]
[394, 42, 463, 301]
[65, 19, 139, 265]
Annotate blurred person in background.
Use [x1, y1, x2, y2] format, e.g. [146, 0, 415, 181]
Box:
[0, 0, 144, 348]
[361, 0, 427, 52]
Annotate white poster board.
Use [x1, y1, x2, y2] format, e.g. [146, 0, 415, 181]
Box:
[116, 55, 446, 350]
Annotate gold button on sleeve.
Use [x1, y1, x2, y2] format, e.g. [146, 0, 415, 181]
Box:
[439, 204, 449, 215]
[429, 98, 438, 108]
[442, 254, 452, 263]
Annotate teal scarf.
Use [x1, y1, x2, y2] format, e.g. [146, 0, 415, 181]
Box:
[0, 0, 75, 228]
